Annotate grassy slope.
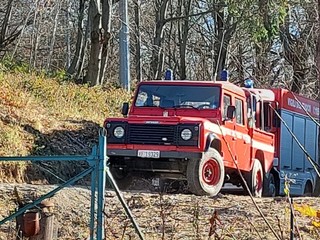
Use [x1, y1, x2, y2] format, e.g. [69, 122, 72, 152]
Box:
[0, 65, 131, 182]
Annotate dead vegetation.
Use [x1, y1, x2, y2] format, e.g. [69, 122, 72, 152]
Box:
[0, 67, 130, 183]
[0, 184, 319, 240]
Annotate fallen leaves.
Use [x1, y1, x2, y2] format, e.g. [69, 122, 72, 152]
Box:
[294, 204, 320, 228]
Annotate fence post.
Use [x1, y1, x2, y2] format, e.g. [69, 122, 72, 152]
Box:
[97, 133, 107, 240]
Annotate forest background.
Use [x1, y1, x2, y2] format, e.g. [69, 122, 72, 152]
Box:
[0, 0, 320, 99]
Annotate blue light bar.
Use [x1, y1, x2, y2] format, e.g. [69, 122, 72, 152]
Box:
[220, 69, 228, 81]
[165, 69, 174, 80]
[244, 78, 254, 88]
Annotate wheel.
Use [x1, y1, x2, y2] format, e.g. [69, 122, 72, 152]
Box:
[263, 172, 276, 197]
[313, 177, 320, 196]
[303, 181, 312, 197]
[187, 148, 224, 196]
[246, 159, 263, 197]
[109, 167, 133, 190]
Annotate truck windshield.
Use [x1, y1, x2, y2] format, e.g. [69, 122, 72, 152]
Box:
[135, 84, 220, 109]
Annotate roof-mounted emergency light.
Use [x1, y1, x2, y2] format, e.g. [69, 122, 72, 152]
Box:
[244, 78, 254, 88]
[220, 69, 228, 81]
[165, 69, 174, 80]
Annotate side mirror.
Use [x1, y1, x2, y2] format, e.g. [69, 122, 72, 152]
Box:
[122, 102, 129, 116]
[226, 105, 235, 119]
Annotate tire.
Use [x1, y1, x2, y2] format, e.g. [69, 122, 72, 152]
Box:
[109, 167, 133, 190]
[263, 172, 276, 197]
[303, 181, 312, 197]
[313, 176, 320, 197]
[246, 159, 263, 197]
[187, 148, 225, 196]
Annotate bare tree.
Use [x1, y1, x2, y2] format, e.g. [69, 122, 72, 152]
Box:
[177, 0, 192, 80]
[85, 0, 113, 86]
[85, 0, 103, 86]
[98, 0, 113, 85]
[67, 0, 86, 76]
[46, 0, 62, 71]
[280, 3, 313, 94]
[0, 0, 27, 56]
[134, 0, 142, 82]
[0, 0, 14, 51]
[151, 0, 170, 79]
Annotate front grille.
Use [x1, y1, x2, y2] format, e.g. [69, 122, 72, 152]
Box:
[128, 124, 176, 145]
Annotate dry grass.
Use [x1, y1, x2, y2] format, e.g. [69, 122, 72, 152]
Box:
[0, 65, 131, 181]
[1, 184, 319, 240]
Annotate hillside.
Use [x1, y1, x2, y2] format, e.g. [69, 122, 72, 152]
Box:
[0, 65, 131, 183]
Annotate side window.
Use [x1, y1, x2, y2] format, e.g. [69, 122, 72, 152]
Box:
[247, 94, 256, 128]
[235, 98, 244, 125]
[263, 102, 272, 131]
[223, 94, 231, 118]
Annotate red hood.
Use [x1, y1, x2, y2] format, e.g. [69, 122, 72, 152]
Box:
[106, 114, 220, 125]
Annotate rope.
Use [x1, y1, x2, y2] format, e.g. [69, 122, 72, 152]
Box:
[269, 104, 320, 178]
[216, 121, 281, 240]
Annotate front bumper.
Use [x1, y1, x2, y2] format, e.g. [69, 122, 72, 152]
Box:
[107, 149, 202, 159]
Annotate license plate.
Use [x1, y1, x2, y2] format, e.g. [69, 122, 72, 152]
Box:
[137, 150, 160, 158]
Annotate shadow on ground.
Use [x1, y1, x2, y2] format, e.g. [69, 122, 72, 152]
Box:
[22, 120, 100, 184]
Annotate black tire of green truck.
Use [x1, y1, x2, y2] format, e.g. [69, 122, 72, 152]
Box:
[109, 167, 133, 190]
[187, 148, 224, 196]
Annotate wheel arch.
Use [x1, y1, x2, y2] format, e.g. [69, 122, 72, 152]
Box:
[205, 133, 222, 154]
[254, 149, 265, 172]
[304, 179, 313, 195]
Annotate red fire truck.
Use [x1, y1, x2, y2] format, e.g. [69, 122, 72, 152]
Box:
[104, 77, 320, 197]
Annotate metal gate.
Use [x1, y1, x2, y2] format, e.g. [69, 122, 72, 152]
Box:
[0, 130, 144, 240]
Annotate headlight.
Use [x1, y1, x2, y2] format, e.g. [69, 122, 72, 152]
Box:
[181, 128, 192, 140]
[114, 126, 125, 138]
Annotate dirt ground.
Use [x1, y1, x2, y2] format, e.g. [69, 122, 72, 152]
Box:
[0, 183, 319, 240]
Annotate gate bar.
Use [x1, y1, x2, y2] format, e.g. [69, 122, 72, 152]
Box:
[97, 133, 106, 240]
[106, 169, 145, 240]
[89, 146, 98, 240]
[0, 132, 144, 240]
[0, 166, 94, 225]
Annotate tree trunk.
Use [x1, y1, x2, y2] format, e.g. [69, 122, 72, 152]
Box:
[98, 0, 112, 85]
[151, 0, 169, 79]
[213, 9, 236, 79]
[85, 0, 102, 86]
[0, 0, 14, 51]
[29, 2, 42, 69]
[67, 0, 85, 75]
[178, 0, 192, 80]
[134, 0, 142, 82]
[46, 0, 61, 71]
[238, 43, 244, 82]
